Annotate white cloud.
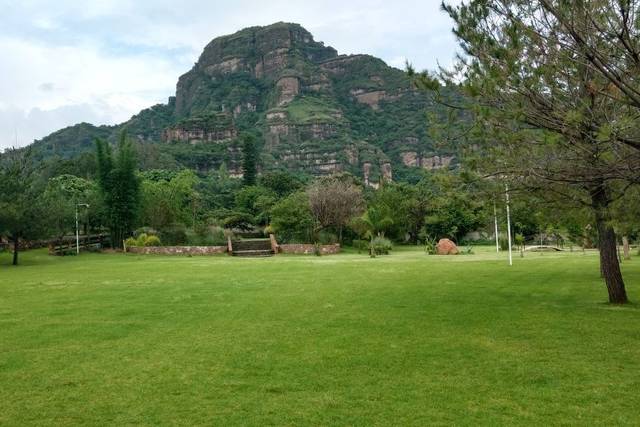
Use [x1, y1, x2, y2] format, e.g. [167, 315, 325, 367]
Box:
[0, 0, 460, 149]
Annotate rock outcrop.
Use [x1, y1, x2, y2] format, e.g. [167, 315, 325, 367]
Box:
[29, 22, 460, 181]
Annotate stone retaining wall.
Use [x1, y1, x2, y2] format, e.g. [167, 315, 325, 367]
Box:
[126, 246, 227, 255]
[278, 243, 341, 255]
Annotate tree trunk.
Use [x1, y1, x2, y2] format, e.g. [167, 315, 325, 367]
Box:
[12, 234, 19, 266]
[592, 188, 628, 304]
[623, 236, 631, 261]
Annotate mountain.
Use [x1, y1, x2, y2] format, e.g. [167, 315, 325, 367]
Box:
[28, 22, 457, 185]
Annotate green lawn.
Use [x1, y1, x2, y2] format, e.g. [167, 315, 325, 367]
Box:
[1, 247, 639, 425]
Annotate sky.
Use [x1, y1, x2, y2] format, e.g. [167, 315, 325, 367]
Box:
[0, 0, 460, 149]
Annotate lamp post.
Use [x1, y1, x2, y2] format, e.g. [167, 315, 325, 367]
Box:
[505, 185, 513, 266]
[76, 203, 89, 255]
[493, 201, 500, 253]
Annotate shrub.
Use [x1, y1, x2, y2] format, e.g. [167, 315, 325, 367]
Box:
[318, 231, 338, 245]
[124, 237, 138, 247]
[371, 236, 393, 255]
[460, 245, 474, 255]
[223, 212, 255, 231]
[209, 226, 227, 245]
[499, 236, 510, 251]
[125, 234, 162, 247]
[136, 233, 149, 247]
[352, 239, 369, 253]
[160, 223, 188, 245]
[145, 235, 162, 246]
[422, 235, 437, 255]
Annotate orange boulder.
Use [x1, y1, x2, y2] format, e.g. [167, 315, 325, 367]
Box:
[436, 238, 459, 255]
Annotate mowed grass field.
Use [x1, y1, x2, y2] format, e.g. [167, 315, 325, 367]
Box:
[1, 247, 639, 425]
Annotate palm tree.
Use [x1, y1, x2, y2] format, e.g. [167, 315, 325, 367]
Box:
[351, 207, 393, 256]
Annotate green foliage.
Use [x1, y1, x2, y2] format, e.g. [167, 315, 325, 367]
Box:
[270, 192, 313, 243]
[139, 169, 199, 230]
[417, 172, 488, 242]
[159, 223, 188, 246]
[43, 174, 99, 239]
[30, 123, 115, 162]
[420, 234, 438, 255]
[222, 212, 255, 231]
[460, 246, 475, 255]
[95, 132, 141, 248]
[259, 170, 307, 197]
[171, 112, 234, 132]
[351, 239, 369, 253]
[198, 164, 243, 212]
[365, 182, 416, 241]
[0, 150, 46, 264]
[145, 235, 162, 246]
[124, 233, 161, 247]
[186, 224, 226, 246]
[370, 236, 393, 255]
[351, 207, 394, 240]
[499, 237, 510, 251]
[241, 133, 258, 186]
[234, 185, 276, 225]
[281, 96, 344, 124]
[125, 103, 175, 141]
[123, 237, 137, 248]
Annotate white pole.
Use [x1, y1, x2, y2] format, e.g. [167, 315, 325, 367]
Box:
[493, 201, 499, 253]
[505, 184, 513, 266]
[75, 204, 80, 255]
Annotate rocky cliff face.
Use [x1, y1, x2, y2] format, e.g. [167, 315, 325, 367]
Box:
[29, 22, 457, 183]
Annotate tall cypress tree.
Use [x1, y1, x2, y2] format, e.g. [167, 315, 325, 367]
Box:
[95, 132, 140, 248]
[241, 133, 258, 187]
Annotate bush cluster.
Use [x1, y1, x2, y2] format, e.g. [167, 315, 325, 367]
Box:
[125, 233, 162, 247]
[371, 236, 393, 255]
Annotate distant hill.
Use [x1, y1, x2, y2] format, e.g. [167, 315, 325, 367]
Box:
[27, 22, 458, 185]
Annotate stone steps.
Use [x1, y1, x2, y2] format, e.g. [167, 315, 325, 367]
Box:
[231, 239, 274, 257]
[232, 249, 274, 257]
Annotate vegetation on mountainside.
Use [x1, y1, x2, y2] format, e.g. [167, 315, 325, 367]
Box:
[278, 96, 344, 124]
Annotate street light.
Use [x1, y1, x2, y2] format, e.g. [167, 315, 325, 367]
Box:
[76, 203, 90, 255]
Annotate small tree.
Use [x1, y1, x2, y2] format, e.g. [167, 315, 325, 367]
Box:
[270, 192, 314, 243]
[351, 207, 395, 256]
[0, 150, 45, 265]
[43, 174, 98, 245]
[307, 178, 366, 242]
